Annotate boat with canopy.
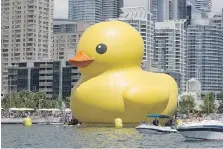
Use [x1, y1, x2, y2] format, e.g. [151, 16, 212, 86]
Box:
[136, 114, 178, 134]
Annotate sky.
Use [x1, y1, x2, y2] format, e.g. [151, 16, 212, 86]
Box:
[54, 0, 223, 18]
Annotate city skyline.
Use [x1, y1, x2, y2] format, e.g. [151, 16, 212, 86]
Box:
[1, 0, 223, 97]
[54, 0, 223, 18]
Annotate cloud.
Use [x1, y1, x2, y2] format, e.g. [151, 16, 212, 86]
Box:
[124, 0, 148, 8]
[54, 0, 68, 18]
[212, 0, 223, 13]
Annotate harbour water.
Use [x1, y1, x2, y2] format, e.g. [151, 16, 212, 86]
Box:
[2, 124, 223, 148]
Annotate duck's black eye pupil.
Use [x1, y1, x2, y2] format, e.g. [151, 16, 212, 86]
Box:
[96, 43, 107, 54]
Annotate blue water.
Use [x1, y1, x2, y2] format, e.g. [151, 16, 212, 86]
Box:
[1, 124, 223, 148]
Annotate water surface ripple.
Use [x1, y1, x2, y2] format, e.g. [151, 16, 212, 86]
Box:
[2, 124, 223, 148]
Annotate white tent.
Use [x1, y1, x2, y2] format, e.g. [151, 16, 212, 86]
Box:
[39, 108, 61, 111]
[9, 108, 34, 111]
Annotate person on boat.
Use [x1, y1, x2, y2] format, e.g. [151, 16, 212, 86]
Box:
[153, 118, 159, 126]
[77, 121, 82, 127]
[140, 121, 146, 125]
[165, 119, 171, 126]
[68, 117, 79, 125]
[172, 118, 177, 126]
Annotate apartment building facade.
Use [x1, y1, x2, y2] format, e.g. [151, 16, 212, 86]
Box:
[149, 0, 173, 22]
[194, 0, 212, 12]
[1, 0, 54, 95]
[52, 19, 91, 60]
[7, 60, 80, 99]
[68, 0, 123, 23]
[102, 0, 123, 21]
[111, 7, 155, 68]
[154, 20, 187, 91]
[186, 20, 223, 93]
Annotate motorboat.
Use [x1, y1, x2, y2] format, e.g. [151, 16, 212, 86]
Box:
[177, 120, 223, 140]
[136, 123, 178, 134]
[136, 114, 177, 134]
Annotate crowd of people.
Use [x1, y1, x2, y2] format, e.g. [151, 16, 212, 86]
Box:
[1, 109, 81, 125]
[1, 110, 63, 119]
[2, 108, 222, 126]
[150, 112, 214, 127]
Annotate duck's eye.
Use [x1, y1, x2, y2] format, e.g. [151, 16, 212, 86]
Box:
[96, 43, 107, 54]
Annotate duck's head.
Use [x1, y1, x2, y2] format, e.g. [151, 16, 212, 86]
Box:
[69, 21, 144, 76]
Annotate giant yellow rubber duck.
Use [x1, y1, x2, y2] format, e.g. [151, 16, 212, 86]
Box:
[69, 21, 178, 125]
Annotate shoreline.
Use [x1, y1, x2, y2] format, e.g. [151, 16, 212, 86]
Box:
[1, 117, 62, 124]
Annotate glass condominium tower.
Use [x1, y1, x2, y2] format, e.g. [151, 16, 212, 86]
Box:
[186, 22, 223, 93]
[189, 0, 212, 12]
[102, 0, 123, 21]
[68, 0, 123, 23]
[149, 0, 173, 22]
[195, 0, 212, 12]
[68, 0, 102, 23]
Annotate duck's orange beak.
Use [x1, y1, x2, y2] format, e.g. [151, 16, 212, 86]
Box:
[69, 51, 94, 68]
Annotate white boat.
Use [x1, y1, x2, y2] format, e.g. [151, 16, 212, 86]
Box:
[177, 120, 223, 140]
[136, 123, 178, 134]
[136, 114, 177, 134]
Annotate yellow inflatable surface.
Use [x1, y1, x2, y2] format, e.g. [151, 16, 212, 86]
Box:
[69, 21, 178, 124]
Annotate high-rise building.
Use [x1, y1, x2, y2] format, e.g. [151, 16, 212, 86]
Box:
[102, 0, 123, 21]
[172, 0, 187, 20]
[210, 9, 223, 28]
[1, 0, 54, 96]
[186, 19, 223, 93]
[148, 0, 210, 23]
[110, 7, 154, 69]
[68, 0, 123, 23]
[186, 0, 204, 26]
[186, 2, 193, 26]
[52, 19, 91, 60]
[68, 0, 102, 23]
[7, 60, 80, 99]
[154, 20, 187, 91]
[193, 0, 212, 12]
[149, 0, 173, 22]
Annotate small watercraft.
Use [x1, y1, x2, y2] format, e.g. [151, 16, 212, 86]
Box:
[136, 124, 178, 134]
[136, 114, 177, 134]
[177, 120, 223, 140]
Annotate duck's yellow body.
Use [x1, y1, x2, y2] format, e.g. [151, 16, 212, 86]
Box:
[69, 21, 178, 125]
